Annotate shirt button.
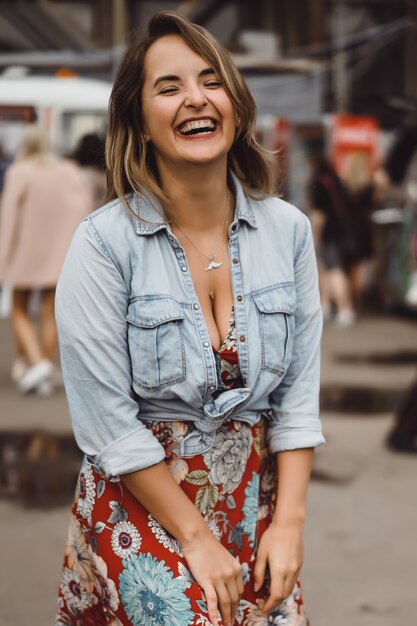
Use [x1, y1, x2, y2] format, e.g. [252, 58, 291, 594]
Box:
[237, 295, 243, 302]
[239, 335, 246, 342]
[181, 265, 187, 272]
[209, 385, 216, 391]
[232, 258, 239, 264]
[193, 303, 199, 310]
[203, 341, 210, 348]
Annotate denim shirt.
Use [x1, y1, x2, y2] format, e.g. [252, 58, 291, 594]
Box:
[56, 174, 325, 477]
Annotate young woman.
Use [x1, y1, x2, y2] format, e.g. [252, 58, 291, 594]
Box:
[0, 126, 93, 394]
[55, 12, 324, 626]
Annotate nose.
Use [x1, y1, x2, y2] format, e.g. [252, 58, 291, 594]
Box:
[184, 84, 208, 109]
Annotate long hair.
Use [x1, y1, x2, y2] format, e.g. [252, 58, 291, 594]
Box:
[106, 11, 275, 210]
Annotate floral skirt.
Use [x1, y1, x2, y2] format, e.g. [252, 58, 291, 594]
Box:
[56, 418, 309, 625]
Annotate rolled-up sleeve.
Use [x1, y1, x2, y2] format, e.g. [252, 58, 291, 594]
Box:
[55, 219, 165, 476]
[268, 215, 325, 453]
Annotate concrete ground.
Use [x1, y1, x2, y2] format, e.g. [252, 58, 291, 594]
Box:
[0, 314, 416, 626]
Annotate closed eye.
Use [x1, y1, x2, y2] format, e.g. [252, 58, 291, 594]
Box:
[204, 80, 222, 88]
[159, 87, 179, 95]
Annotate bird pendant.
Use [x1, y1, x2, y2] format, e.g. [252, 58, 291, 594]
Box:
[205, 253, 223, 272]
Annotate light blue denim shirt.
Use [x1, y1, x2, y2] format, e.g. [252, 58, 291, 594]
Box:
[56, 174, 325, 477]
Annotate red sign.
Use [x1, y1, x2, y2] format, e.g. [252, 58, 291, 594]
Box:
[331, 115, 379, 176]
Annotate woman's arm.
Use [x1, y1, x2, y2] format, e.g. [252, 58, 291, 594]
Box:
[122, 462, 243, 626]
[256, 214, 324, 614]
[253, 448, 314, 614]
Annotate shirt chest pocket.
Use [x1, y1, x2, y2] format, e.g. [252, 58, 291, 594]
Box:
[253, 284, 296, 375]
[126, 298, 186, 391]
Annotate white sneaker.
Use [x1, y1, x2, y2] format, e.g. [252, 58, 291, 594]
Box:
[11, 358, 28, 383]
[18, 359, 54, 394]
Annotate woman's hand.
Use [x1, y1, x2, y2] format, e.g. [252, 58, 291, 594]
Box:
[182, 529, 244, 626]
[253, 522, 304, 615]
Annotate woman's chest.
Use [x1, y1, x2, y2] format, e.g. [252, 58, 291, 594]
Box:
[125, 233, 297, 395]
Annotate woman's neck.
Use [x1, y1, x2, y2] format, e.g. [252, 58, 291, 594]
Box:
[158, 160, 231, 232]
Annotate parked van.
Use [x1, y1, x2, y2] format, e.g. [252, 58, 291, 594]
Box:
[0, 73, 111, 156]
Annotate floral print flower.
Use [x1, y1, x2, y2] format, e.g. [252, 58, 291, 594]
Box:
[119, 552, 194, 626]
[204, 511, 223, 541]
[65, 516, 95, 589]
[111, 521, 142, 559]
[241, 472, 259, 547]
[243, 595, 309, 626]
[167, 454, 189, 483]
[148, 515, 183, 556]
[204, 423, 252, 494]
[60, 567, 97, 612]
[76, 464, 96, 521]
[241, 562, 250, 586]
[91, 553, 120, 613]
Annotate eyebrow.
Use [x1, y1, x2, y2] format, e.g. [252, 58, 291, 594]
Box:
[153, 67, 217, 88]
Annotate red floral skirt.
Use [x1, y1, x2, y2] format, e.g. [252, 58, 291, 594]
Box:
[55, 418, 309, 625]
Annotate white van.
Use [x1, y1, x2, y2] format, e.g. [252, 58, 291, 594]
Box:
[0, 73, 111, 156]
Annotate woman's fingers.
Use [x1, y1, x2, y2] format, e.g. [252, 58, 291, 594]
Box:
[203, 584, 219, 625]
[215, 582, 232, 626]
[262, 573, 286, 614]
[181, 531, 243, 625]
[225, 577, 242, 625]
[213, 567, 243, 626]
[253, 546, 267, 592]
[262, 567, 300, 615]
[236, 569, 244, 596]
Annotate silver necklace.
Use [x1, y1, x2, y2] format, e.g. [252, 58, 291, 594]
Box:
[173, 189, 230, 271]
[172, 190, 230, 301]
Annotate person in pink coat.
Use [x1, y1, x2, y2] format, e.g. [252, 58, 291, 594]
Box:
[0, 125, 94, 393]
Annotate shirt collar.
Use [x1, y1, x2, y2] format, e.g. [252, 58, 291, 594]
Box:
[133, 171, 257, 236]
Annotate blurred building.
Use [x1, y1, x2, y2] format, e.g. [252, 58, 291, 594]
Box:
[0, 0, 416, 128]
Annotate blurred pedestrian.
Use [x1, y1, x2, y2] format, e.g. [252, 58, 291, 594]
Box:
[0, 125, 93, 394]
[340, 151, 380, 311]
[308, 154, 356, 326]
[70, 133, 106, 208]
[54, 11, 324, 626]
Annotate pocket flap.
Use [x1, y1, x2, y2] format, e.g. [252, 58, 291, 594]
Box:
[253, 284, 296, 314]
[126, 298, 185, 328]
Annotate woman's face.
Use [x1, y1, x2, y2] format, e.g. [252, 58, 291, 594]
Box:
[141, 34, 236, 171]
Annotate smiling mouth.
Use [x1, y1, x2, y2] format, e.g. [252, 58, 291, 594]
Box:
[177, 118, 218, 136]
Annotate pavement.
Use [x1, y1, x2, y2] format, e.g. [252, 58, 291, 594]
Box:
[0, 313, 417, 626]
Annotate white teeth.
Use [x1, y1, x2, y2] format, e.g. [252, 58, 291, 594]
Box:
[179, 119, 216, 134]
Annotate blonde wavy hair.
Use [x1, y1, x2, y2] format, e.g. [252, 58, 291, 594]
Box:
[106, 11, 275, 210]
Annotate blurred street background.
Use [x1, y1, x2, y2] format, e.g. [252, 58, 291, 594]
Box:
[0, 1, 417, 625]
